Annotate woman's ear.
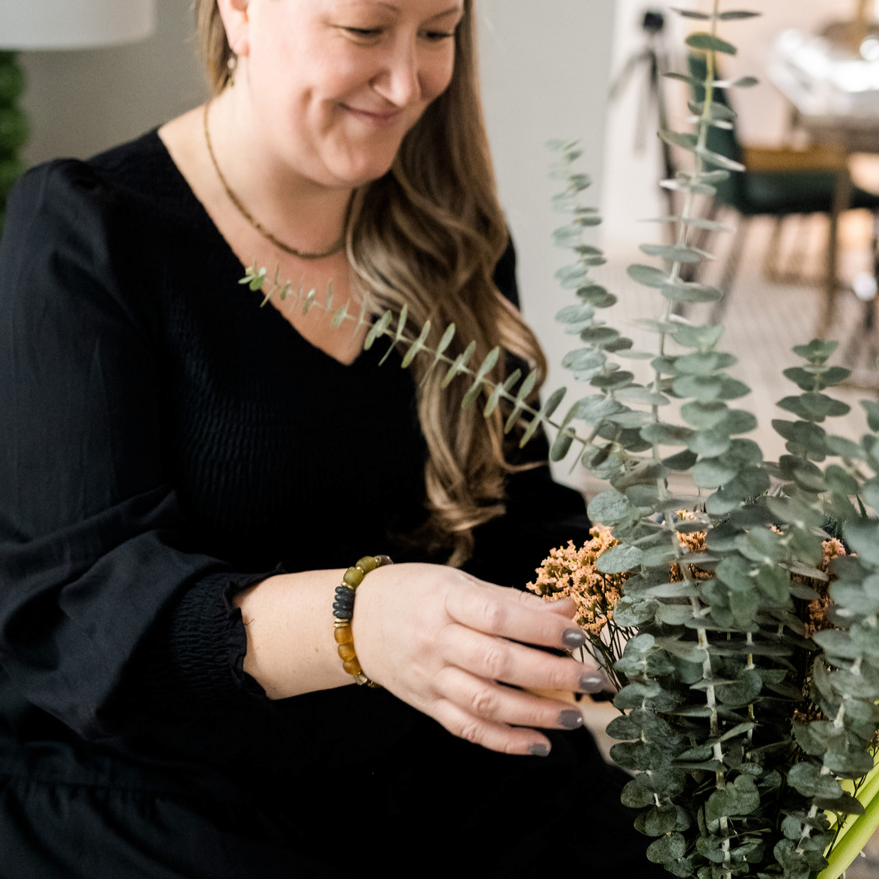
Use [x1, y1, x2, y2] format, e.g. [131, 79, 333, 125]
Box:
[217, 0, 251, 57]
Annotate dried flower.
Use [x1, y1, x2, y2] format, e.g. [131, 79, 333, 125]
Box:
[527, 525, 628, 636]
[802, 537, 846, 639]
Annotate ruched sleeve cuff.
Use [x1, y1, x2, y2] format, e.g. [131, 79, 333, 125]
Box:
[140, 571, 274, 717]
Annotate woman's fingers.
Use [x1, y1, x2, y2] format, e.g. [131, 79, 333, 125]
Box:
[351, 564, 604, 754]
[443, 580, 593, 658]
[440, 626, 600, 695]
[437, 665, 584, 728]
[432, 698, 554, 756]
[430, 667, 584, 755]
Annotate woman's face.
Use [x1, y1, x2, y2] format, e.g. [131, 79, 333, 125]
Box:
[234, 0, 465, 189]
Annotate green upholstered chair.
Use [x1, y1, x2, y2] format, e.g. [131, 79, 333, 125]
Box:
[686, 51, 879, 330]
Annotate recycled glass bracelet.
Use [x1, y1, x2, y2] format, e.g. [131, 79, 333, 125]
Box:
[332, 554, 393, 688]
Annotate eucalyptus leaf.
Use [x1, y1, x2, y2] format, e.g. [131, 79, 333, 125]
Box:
[773, 419, 828, 458]
[613, 595, 659, 627]
[577, 284, 617, 308]
[776, 392, 850, 422]
[672, 374, 723, 402]
[663, 449, 699, 471]
[692, 457, 738, 488]
[663, 71, 701, 87]
[555, 303, 595, 326]
[862, 399, 879, 432]
[621, 780, 657, 809]
[681, 401, 728, 429]
[607, 709, 675, 742]
[639, 243, 706, 264]
[793, 339, 839, 363]
[696, 146, 746, 172]
[778, 454, 826, 493]
[441, 340, 476, 387]
[787, 762, 843, 799]
[658, 130, 698, 152]
[687, 427, 731, 458]
[636, 805, 680, 837]
[825, 434, 865, 459]
[674, 324, 726, 350]
[641, 422, 694, 445]
[627, 263, 671, 289]
[610, 740, 669, 772]
[580, 325, 621, 347]
[675, 350, 737, 375]
[549, 428, 575, 462]
[591, 370, 635, 391]
[596, 543, 644, 574]
[704, 775, 760, 828]
[554, 263, 591, 289]
[841, 519, 879, 566]
[646, 833, 687, 865]
[717, 376, 750, 400]
[661, 280, 724, 304]
[615, 386, 671, 406]
[364, 310, 394, 350]
[460, 347, 500, 409]
[685, 32, 738, 55]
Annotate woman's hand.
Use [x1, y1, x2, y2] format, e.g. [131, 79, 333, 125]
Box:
[352, 563, 605, 757]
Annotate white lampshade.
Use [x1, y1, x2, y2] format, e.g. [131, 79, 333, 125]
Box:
[0, 0, 156, 50]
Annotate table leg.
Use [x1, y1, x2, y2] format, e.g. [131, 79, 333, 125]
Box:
[818, 168, 852, 339]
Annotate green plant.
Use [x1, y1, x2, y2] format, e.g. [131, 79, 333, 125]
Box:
[246, 3, 879, 875]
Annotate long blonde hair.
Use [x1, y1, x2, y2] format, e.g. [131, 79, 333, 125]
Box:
[195, 0, 547, 565]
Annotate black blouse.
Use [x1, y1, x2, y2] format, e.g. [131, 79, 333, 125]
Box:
[0, 133, 656, 878]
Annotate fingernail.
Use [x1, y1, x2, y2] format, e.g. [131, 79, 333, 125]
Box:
[529, 743, 550, 758]
[579, 671, 605, 694]
[562, 628, 586, 649]
[558, 709, 583, 729]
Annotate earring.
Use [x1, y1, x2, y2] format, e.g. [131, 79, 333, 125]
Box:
[227, 53, 238, 88]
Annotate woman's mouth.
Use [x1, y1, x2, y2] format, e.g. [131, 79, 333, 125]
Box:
[342, 105, 406, 128]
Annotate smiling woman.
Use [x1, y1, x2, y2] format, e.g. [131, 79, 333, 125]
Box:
[0, 1, 664, 877]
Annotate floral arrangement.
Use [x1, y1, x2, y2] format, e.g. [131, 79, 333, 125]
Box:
[528, 523, 876, 878]
[246, 2, 879, 876]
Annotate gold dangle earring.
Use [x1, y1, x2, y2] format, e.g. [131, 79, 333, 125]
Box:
[227, 52, 238, 88]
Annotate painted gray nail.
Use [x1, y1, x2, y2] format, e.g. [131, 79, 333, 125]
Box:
[562, 628, 586, 649]
[579, 671, 605, 693]
[558, 709, 583, 729]
[529, 743, 550, 758]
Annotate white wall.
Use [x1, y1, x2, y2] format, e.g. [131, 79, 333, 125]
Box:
[20, 0, 204, 165]
[479, 0, 616, 485]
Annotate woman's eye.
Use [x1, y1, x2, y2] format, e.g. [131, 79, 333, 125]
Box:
[422, 30, 456, 42]
[342, 26, 382, 38]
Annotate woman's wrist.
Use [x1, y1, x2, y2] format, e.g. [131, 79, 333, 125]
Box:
[234, 569, 355, 699]
[332, 554, 393, 688]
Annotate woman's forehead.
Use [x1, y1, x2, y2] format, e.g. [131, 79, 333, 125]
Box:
[316, 0, 465, 15]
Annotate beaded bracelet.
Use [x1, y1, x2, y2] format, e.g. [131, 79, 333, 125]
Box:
[332, 554, 393, 688]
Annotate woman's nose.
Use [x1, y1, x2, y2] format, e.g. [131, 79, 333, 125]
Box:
[373, 38, 422, 106]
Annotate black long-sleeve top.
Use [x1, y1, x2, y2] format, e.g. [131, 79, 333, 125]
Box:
[0, 130, 593, 778]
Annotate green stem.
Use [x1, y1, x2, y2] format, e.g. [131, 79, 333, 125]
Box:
[819, 788, 879, 879]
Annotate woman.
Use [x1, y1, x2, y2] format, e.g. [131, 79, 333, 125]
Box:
[0, 1, 660, 876]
